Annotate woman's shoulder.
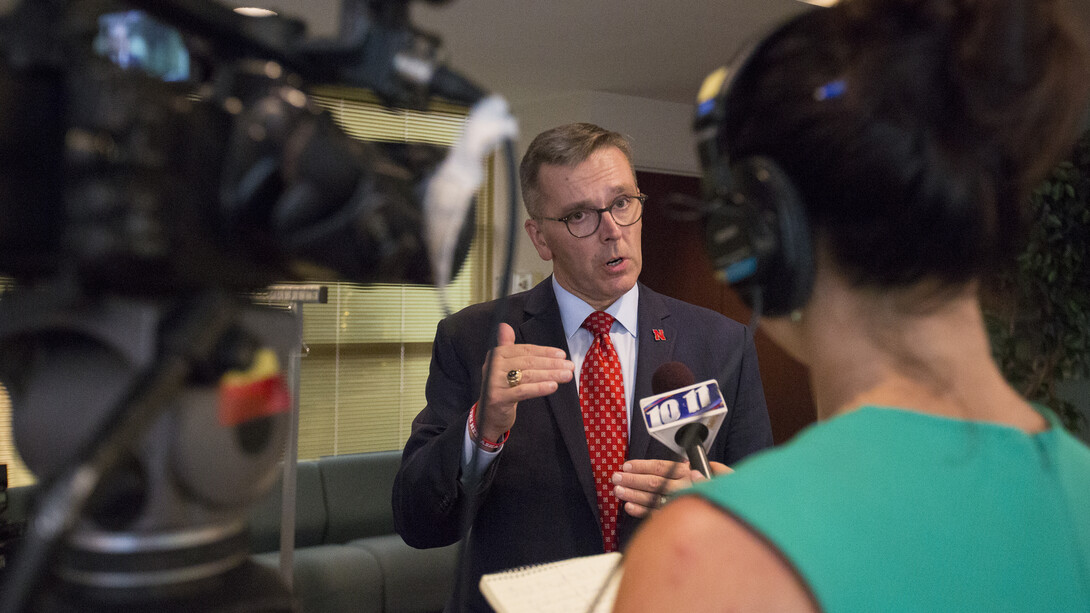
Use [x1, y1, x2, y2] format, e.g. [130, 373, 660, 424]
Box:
[615, 496, 819, 613]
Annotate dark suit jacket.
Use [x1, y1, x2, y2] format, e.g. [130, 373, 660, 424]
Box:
[393, 279, 772, 612]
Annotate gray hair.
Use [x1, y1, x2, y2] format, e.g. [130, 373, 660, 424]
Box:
[519, 123, 635, 217]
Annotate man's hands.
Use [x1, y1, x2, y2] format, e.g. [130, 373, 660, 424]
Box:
[477, 323, 575, 442]
[612, 459, 733, 518]
[475, 324, 735, 511]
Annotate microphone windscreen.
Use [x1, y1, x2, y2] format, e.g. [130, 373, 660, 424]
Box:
[651, 361, 695, 396]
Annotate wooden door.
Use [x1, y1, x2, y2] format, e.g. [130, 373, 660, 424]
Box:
[636, 171, 816, 444]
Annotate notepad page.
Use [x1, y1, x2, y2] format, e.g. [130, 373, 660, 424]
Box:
[479, 551, 623, 613]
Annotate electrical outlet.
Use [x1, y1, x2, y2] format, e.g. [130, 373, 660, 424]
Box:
[512, 273, 533, 293]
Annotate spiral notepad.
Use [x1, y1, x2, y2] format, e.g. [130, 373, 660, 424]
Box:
[478, 551, 623, 613]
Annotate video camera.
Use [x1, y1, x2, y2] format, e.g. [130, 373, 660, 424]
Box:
[0, 0, 482, 294]
[0, 1, 501, 611]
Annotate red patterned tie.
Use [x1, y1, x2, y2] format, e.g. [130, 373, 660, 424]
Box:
[579, 310, 628, 552]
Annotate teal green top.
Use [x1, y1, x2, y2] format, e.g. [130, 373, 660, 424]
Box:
[688, 405, 1090, 612]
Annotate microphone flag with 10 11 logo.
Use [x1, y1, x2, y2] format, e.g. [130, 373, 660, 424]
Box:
[639, 379, 728, 457]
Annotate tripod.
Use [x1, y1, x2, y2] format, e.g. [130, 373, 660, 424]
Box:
[0, 287, 298, 612]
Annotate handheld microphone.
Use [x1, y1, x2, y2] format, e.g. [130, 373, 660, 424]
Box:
[640, 362, 728, 479]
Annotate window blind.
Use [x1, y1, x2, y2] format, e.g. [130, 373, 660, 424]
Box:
[293, 86, 492, 458]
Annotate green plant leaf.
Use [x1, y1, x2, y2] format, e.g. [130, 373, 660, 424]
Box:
[986, 130, 1090, 435]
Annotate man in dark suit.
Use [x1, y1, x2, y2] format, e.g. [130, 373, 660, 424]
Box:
[393, 123, 772, 612]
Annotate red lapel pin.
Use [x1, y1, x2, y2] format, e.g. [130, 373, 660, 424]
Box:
[652, 329, 666, 341]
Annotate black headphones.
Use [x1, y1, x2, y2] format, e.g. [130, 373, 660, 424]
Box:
[693, 14, 815, 317]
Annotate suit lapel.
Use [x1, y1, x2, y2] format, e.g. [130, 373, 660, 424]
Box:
[628, 284, 676, 461]
[515, 282, 678, 542]
[517, 280, 600, 520]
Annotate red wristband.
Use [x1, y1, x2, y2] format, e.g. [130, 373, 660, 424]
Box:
[468, 402, 509, 452]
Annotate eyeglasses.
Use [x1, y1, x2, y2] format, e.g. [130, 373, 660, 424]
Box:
[536, 194, 646, 238]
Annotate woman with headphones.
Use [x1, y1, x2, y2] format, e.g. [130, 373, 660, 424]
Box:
[614, 0, 1090, 610]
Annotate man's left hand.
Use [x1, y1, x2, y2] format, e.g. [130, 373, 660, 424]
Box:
[611, 459, 733, 518]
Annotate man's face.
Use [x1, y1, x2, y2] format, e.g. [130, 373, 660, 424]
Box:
[524, 146, 643, 311]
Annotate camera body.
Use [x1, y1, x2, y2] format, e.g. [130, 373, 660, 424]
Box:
[0, 0, 474, 296]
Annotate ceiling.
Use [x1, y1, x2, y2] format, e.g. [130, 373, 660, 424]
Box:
[409, 0, 816, 105]
[244, 0, 817, 106]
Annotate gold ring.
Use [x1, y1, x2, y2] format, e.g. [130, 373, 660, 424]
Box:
[506, 369, 522, 387]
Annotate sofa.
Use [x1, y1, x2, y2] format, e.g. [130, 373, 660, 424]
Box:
[249, 450, 461, 613]
[3, 451, 460, 613]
